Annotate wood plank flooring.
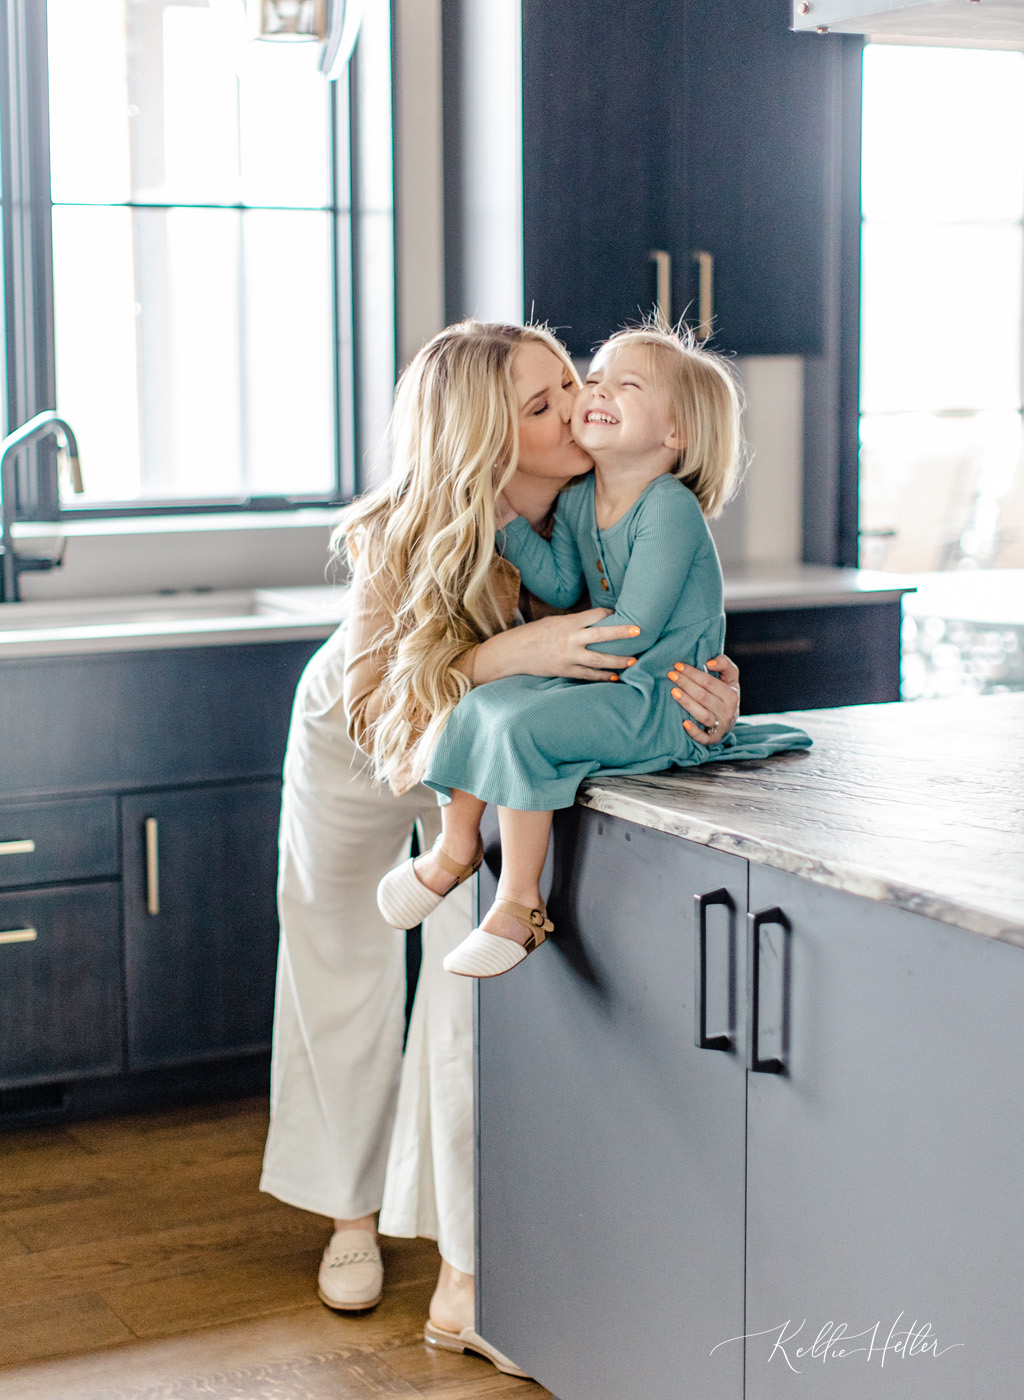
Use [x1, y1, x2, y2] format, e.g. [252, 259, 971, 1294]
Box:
[0, 1097, 550, 1399]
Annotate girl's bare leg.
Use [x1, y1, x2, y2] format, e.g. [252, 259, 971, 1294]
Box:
[414, 788, 486, 896]
[480, 806, 554, 946]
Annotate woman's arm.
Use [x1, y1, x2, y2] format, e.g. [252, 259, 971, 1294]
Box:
[462, 608, 643, 685]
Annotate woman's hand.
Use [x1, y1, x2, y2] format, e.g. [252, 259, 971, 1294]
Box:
[668, 655, 741, 745]
[470, 608, 640, 684]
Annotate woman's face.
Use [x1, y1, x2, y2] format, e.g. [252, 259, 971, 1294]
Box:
[512, 341, 594, 480]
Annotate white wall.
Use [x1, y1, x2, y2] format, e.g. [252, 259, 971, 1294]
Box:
[709, 356, 804, 571]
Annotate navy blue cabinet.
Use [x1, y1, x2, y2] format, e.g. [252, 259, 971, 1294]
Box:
[0, 883, 122, 1088]
[122, 782, 283, 1070]
[516, 0, 861, 358]
[744, 868, 1016, 1398]
[477, 809, 749, 1397]
[726, 599, 903, 712]
[0, 638, 319, 1114]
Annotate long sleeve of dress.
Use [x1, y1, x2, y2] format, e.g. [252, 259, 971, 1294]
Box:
[499, 511, 586, 609]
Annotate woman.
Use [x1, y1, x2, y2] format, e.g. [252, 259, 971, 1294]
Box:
[260, 322, 741, 1374]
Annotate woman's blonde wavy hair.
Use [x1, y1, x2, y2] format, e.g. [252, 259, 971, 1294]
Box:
[600, 320, 745, 518]
[333, 320, 578, 787]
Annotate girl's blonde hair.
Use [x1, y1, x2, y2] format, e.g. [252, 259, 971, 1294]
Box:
[599, 321, 745, 518]
[333, 319, 578, 786]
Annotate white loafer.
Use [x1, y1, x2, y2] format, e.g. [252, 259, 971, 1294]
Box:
[317, 1228, 383, 1311]
[377, 836, 484, 931]
[424, 1319, 531, 1378]
[442, 898, 553, 978]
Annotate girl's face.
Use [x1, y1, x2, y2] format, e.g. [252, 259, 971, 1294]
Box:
[572, 346, 683, 463]
[512, 341, 594, 480]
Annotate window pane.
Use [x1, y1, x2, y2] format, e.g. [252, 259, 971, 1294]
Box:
[861, 223, 1023, 414]
[53, 206, 335, 502]
[48, 0, 331, 209]
[859, 410, 1023, 571]
[862, 45, 1024, 224]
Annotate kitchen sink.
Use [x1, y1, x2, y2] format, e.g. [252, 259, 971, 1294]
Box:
[0, 586, 349, 657]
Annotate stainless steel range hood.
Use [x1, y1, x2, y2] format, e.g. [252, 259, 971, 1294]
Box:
[792, 0, 1024, 48]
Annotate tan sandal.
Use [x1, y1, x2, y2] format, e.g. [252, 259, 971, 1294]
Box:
[423, 1319, 531, 1378]
[377, 835, 484, 930]
[442, 898, 553, 978]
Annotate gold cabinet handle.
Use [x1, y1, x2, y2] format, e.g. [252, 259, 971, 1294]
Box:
[145, 817, 160, 916]
[692, 249, 714, 340]
[649, 249, 672, 326]
[0, 927, 37, 945]
[0, 839, 35, 856]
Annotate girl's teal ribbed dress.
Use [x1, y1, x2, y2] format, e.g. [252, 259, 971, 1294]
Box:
[423, 474, 810, 811]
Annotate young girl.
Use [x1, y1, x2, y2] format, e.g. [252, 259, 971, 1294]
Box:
[377, 323, 809, 978]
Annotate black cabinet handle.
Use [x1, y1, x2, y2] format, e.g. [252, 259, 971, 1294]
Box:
[694, 887, 734, 1051]
[747, 906, 790, 1075]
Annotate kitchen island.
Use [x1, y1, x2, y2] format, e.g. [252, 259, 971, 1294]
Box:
[475, 694, 1024, 1400]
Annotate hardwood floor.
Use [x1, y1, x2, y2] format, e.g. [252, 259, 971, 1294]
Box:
[0, 1097, 550, 1399]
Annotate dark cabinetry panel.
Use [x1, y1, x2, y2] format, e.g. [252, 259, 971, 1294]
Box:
[0, 641, 318, 800]
[726, 600, 902, 712]
[521, 0, 673, 356]
[122, 781, 282, 1070]
[477, 814, 1024, 1398]
[745, 867, 1013, 1397]
[519, 0, 858, 358]
[0, 883, 123, 1088]
[0, 797, 119, 888]
[477, 809, 748, 1398]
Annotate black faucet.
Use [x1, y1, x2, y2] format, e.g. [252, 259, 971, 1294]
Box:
[0, 411, 82, 603]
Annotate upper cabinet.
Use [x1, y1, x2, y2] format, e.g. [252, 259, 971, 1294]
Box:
[447, 0, 863, 361]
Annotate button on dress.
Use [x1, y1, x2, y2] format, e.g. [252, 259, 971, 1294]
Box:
[424, 474, 810, 811]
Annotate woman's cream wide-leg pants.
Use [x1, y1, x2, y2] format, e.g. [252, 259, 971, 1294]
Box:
[259, 626, 475, 1275]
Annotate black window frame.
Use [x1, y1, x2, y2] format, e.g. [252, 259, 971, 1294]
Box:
[0, 0, 384, 522]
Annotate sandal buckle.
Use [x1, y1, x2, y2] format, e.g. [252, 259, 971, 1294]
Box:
[529, 909, 545, 928]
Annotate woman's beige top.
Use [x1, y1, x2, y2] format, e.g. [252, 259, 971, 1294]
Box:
[343, 551, 524, 794]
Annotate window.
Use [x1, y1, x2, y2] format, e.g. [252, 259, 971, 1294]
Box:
[1, 0, 393, 517]
[859, 43, 1024, 573]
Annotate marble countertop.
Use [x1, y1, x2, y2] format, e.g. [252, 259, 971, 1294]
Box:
[580, 694, 1024, 947]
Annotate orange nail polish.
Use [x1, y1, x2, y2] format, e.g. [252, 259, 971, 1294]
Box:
[667, 671, 678, 681]
[674, 689, 684, 702]
[629, 627, 641, 636]
[609, 673, 619, 682]
[626, 658, 636, 667]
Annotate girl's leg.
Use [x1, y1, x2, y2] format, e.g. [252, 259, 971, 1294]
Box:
[414, 787, 486, 896]
[480, 806, 554, 946]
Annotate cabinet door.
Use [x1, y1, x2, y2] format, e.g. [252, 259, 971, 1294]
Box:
[122, 782, 282, 1070]
[518, 1, 857, 359]
[0, 883, 122, 1088]
[726, 600, 903, 713]
[671, 2, 859, 358]
[521, 0, 673, 357]
[477, 808, 748, 1400]
[745, 867, 1021, 1398]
